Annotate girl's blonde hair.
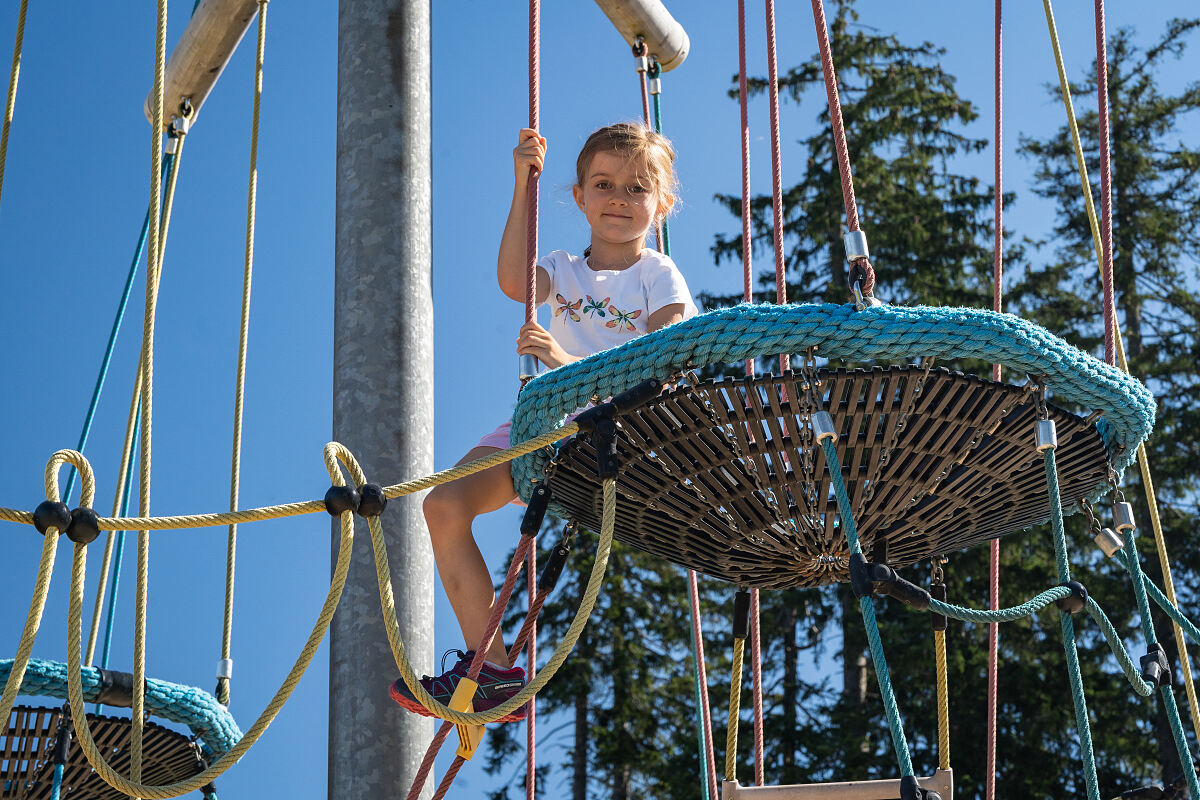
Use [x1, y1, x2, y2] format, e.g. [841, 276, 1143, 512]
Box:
[575, 123, 678, 214]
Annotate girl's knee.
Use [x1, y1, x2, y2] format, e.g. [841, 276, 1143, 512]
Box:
[423, 485, 471, 531]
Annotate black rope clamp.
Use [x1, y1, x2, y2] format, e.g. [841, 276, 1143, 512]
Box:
[67, 507, 101, 545]
[930, 581, 948, 632]
[521, 484, 552, 537]
[356, 483, 387, 518]
[900, 775, 943, 800]
[95, 667, 137, 708]
[732, 590, 751, 640]
[574, 379, 663, 479]
[1053, 580, 1088, 615]
[323, 485, 360, 516]
[538, 532, 572, 594]
[32, 500, 71, 536]
[848, 554, 931, 610]
[1141, 642, 1172, 688]
[52, 725, 71, 766]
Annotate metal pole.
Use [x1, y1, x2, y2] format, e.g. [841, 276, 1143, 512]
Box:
[331, 0, 434, 797]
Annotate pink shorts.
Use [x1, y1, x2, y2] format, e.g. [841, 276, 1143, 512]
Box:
[476, 421, 515, 451]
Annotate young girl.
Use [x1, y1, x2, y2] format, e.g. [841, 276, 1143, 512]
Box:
[391, 123, 697, 722]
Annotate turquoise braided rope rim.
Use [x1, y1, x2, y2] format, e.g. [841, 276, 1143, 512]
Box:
[0, 658, 243, 755]
[511, 303, 1155, 508]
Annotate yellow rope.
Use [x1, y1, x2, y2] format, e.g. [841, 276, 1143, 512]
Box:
[0, 423, 576, 531]
[219, 0, 269, 707]
[59, 443, 614, 797]
[934, 629, 950, 771]
[1042, 0, 1200, 741]
[726, 637, 745, 782]
[84, 130, 188, 668]
[0, 451, 95, 728]
[0, 0, 28, 214]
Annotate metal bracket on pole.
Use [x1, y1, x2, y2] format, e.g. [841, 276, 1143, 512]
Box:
[143, 0, 262, 127]
[592, 0, 689, 72]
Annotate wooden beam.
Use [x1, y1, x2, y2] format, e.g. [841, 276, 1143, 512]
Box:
[592, 0, 689, 71]
[142, 0, 260, 126]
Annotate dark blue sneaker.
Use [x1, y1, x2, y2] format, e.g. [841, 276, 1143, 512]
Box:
[390, 649, 528, 723]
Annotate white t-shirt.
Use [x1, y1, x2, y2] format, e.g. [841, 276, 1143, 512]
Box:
[538, 249, 698, 359]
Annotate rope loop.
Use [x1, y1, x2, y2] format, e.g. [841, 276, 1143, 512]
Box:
[45, 450, 95, 509]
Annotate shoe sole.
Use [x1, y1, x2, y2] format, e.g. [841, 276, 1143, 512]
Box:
[389, 679, 528, 723]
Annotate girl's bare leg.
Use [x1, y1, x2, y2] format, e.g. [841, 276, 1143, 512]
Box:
[423, 446, 519, 668]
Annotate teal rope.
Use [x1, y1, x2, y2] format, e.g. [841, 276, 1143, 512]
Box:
[1115, 552, 1200, 645]
[0, 658, 242, 756]
[648, 65, 670, 255]
[60, 154, 174, 507]
[821, 438, 914, 777]
[512, 303, 1155, 503]
[1114, 532, 1200, 795]
[49, 764, 63, 800]
[1083, 598, 1153, 697]
[1044, 448, 1101, 800]
[929, 588, 1070, 624]
[649, 69, 704, 800]
[96, 399, 140, 714]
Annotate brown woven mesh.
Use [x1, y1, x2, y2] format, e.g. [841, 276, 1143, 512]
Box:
[548, 367, 1109, 589]
[2, 706, 205, 799]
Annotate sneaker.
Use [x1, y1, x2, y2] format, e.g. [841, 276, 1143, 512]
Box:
[390, 649, 528, 723]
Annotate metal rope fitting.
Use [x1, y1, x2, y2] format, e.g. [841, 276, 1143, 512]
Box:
[1094, 527, 1124, 558]
[1113, 500, 1136, 534]
[32, 501, 71, 536]
[648, 58, 662, 94]
[67, 507, 101, 545]
[843, 230, 869, 262]
[216, 658, 234, 680]
[1035, 418, 1058, 452]
[811, 410, 837, 443]
[519, 353, 539, 383]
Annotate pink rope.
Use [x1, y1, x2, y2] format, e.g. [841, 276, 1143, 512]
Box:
[524, 0, 540, 328]
[404, 536, 532, 799]
[509, 589, 548, 662]
[689, 570, 720, 800]
[431, 756, 466, 800]
[763, 0, 790, 373]
[986, 5, 1002, 799]
[739, 0, 754, 377]
[750, 589, 765, 785]
[406, 722, 454, 800]
[738, 10, 764, 777]
[1093, 0, 1116, 366]
[634, 46, 663, 252]
[526, 544, 537, 800]
[808, 0, 875, 297]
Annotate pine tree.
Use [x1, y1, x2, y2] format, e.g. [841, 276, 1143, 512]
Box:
[1016, 16, 1200, 790]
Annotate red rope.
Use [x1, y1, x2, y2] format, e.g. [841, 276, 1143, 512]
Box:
[987, 5, 1003, 799]
[809, 0, 875, 297]
[526, 544, 537, 800]
[406, 722, 454, 800]
[739, 0, 755, 377]
[524, 0, 540, 328]
[750, 588, 765, 785]
[764, 0, 791, 372]
[1094, 0, 1116, 366]
[431, 756, 466, 800]
[404, 536, 533, 799]
[634, 45, 663, 252]
[689, 570, 719, 800]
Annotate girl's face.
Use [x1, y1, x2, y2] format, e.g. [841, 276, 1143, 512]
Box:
[572, 151, 666, 250]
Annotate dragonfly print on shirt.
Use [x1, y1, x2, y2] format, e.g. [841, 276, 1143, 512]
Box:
[554, 293, 583, 322]
[605, 305, 642, 331]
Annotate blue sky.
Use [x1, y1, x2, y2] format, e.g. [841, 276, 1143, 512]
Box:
[1, 1, 1197, 797]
